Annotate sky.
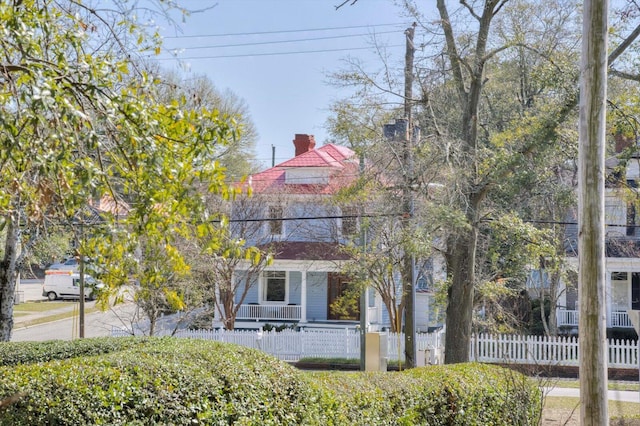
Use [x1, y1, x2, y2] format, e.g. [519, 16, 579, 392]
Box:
[155, 0, 414, 168]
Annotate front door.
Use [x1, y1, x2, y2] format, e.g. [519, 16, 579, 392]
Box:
[327, 273, 359, 320]
[632, 273, 640, 310]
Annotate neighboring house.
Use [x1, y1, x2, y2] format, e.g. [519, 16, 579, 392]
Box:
[557, 139, 640, 331]
[227, 134, 441, 331]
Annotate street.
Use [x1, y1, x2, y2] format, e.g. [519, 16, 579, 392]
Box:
[12, 279, 139, 342]
[12, 302, 138, 342]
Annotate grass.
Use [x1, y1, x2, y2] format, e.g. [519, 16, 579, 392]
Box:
[298, 357, 402, 368]
[13, 302, 101, 328]
[542, 396, 640, 425]
[13, 302, 74, 313]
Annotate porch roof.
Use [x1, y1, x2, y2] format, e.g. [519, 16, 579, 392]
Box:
[258, 241, 352, 261]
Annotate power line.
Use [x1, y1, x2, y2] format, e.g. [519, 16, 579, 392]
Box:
[226, 213, 400, 224]
[154, 44, 404, 60]
[165, 30, 399, 51]
[162, 23, 409, 39]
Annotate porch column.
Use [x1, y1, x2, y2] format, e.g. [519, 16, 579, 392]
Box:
[605, 270, 612, 328]
[300, 271, 307, 323]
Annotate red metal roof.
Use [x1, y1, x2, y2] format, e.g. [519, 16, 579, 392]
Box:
[248, 143, 357, 195]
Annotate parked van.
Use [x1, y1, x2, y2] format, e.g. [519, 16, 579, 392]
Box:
[42, 270, 104, 301]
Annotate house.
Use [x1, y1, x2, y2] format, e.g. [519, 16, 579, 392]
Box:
[225, 134, 441, 331]
[556, 138, 640, 332]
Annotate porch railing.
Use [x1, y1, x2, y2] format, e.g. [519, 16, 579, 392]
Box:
[611, 310, 633, 328]
[236, 304, 301, 321]
[557, 309, 633, 328]
[557, 309, 579, 327]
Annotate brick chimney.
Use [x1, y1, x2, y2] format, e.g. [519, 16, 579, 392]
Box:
[293, 134, 316, 156]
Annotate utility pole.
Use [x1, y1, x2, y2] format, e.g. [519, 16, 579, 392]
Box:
[403, 23, 417, 368]
[382, 23, 417, 369]
[359, 151, 368, 371]
[578, 0, 609, 424]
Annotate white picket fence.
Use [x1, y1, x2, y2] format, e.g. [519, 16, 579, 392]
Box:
[111, 327, 639, 368]
[470, 333, 639, 369]
[112, 327, 444, 363]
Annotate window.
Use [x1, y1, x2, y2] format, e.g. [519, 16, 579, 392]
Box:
[627, 203, 636, 236]
[612, 271, 628, 281]
[342, 206, 358, 236]
[263, 271, 286, 302]
[269, 205, 283, 235]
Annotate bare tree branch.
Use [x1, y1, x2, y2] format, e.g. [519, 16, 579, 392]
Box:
[608, 22, 640, 64]
[610, 68, 640, 82]
[335, 0, 358, 10]
[460, 0, 481, 20]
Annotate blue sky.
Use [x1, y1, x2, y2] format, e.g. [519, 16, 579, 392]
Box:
[156, 0, 412, 168]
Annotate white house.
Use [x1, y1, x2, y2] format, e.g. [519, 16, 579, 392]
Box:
[227, 134, 442, 331]
[557, 143, 640, 331]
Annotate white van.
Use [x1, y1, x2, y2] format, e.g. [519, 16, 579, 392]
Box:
[42, 271, 104, 301]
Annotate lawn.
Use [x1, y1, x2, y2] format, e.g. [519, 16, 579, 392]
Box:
[13, 302, 73, 313]
[542, 397, 640, 425]
[13, 302, 100, 328]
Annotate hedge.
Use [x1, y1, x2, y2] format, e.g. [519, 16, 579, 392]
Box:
[0, 337, 148, 366]
[0, 337, 542, 425]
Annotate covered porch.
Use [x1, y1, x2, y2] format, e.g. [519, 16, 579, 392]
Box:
[231, 252, 385, 328]
[556, 264, 640, 329]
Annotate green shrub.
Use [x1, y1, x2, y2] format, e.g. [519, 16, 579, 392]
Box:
[0, 338, 324, 425]
[0, 337, 148, 366]
[0, 338, 542, 425]
[310, 363, 542, 425]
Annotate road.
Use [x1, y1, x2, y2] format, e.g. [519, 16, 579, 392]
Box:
[12, 279, 139, 341]
[12, 302, 138, 341]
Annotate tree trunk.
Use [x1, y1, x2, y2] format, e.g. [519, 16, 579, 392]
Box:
[220, 288, 236, 330]
[0, 214, 19, 341]
[548, 268, 561, 336]
[444, 224, 478, 364]
[578, 0, 609, 424]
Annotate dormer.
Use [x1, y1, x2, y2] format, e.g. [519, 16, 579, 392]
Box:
[277, 135, 346, 185]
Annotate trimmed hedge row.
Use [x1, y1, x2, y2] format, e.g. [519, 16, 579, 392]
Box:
[310, 364, 542, 425]
[0, 337, 148, 366]
[0, 337, 542, 425]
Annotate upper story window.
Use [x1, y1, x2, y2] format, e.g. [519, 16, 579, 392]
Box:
[611, 271, 628, 281]
[269, 205, 283, 235]
[341, 206, 358, 236]
[263, 271, 287, 303]
[627, 202, 637, 236]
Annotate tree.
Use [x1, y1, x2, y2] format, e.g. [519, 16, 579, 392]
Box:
[182, 194, 273, 331]
[334, 0, 640, 365]
[0, 0, 237, 341]
[432, 0, 640, 363]
[153, 71, 260, 180]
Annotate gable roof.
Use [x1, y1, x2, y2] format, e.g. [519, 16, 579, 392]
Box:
[249, 143, 357, 195]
